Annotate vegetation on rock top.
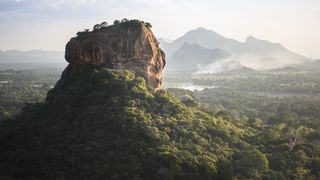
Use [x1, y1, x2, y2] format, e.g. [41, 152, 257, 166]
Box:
[76, 19, 152, 39]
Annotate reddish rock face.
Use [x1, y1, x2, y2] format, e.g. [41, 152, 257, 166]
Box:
[60, 21, 165, 90]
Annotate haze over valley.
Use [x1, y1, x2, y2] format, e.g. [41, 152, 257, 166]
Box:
[160, 27, 316, 74]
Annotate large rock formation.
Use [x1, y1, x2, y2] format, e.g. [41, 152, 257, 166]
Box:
[59, 20, 165, 89]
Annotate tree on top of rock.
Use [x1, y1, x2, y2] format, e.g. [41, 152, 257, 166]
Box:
[113, 20, 121, 25]
[121, 18, 129, 23]
[145, 22, 152, 29]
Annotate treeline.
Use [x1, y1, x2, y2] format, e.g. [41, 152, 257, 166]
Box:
[76, 19, 152, 38]
[0, 69, 60, 120]
[0, 68, 320, 179]
[193, 73, 320, 94]
[168, 87, 320, 179]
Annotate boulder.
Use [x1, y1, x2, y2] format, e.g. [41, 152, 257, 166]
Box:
[59, 20, 165, 90]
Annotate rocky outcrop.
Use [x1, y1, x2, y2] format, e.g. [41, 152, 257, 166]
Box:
[59, 20, 165, 90]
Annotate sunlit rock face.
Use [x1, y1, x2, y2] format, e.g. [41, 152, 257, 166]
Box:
[60, 20, 166, 90]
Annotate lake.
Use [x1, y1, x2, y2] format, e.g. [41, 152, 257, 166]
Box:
[180, 84, 218, 91]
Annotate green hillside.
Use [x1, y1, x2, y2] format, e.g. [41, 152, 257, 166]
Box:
[0, 68, 251, 179]
[1, 67, 319, 179]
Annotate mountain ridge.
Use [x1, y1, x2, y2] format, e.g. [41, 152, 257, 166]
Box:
[161, 27, 244, 56]
[0, 49, 65, 63]
[161, 27, 313, 72]
[166, 43, 231, 72]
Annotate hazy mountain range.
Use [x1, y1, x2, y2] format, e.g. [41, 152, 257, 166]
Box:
[0, 28, 318, 73]
[167, 43, 231, 72]
[267, 59, 320, 73]
[159, 28, 315, 73]
[0, 50, 64, 63]
[0, 50, 66, 70]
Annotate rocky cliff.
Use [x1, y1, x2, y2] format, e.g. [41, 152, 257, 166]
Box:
[60, 20, 165, 90]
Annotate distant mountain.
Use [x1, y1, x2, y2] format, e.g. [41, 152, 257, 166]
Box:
[166, 43, 230, 72]
[161, 28, 244, 56]
[265, 60, 320, 74]
[0, 50, 66, 70]
[220, 64, 258, 74]
[158, 37, 173, 44]
[301, 60, 320, 70]
[240, 36, 310, 69]
[265, 66, 306, 74]
[196, 60, 258, 74]
[295, 59, 320, 72]
[160, 28, 313, 72]
[244, 36, 287, 53]
[0, 50, 65, 63]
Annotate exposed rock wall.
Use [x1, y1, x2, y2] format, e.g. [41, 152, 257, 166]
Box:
[59, 21, 165, 89]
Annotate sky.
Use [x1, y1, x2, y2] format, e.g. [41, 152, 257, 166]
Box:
[0, 0, 319, 59]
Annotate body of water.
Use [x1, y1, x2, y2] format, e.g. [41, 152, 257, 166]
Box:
[180, 84, 218, 91]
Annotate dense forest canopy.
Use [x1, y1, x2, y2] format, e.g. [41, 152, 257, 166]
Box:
[0, 68, 320, 179]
